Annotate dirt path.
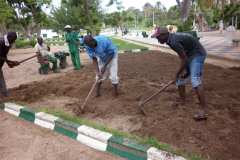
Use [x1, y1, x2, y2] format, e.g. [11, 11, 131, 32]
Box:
[3, 51, 240, 160]
[0, 111, 124, 160]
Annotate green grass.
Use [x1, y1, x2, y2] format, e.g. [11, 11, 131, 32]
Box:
[110, 37, 147, 51]
[39, 107, 205, 160]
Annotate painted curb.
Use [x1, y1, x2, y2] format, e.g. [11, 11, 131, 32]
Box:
[4, 102, 24, 116]
[54, 118, 80, 139]
[0, 103, 186, 160]
[107, 136, 150, 160]
[35, 112, 58, 130]
[77, 125, 112, 151]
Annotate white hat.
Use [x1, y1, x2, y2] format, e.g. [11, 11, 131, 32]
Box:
[64, 25, 71, 29]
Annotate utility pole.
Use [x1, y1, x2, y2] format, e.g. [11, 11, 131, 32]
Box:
[135, 14, 137, 29]
[235, 16, 238, 29]
[152, 10, 155, 26]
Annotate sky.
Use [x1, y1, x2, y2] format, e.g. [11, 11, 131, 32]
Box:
[50, 0, 177, 12]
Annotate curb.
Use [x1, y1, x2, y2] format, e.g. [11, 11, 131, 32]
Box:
[0, 102, 186, 160]
[118, 48, 149, 54]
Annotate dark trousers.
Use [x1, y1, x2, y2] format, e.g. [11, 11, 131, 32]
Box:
[0, 69, 8, 97]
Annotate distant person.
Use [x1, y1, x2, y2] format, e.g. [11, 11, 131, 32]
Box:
[152, 27, 208, 121]
[79, 35, 84, 45]
[84, 35, 119, 97]
[226, 23, 236, 32]
[167, 25, 178, 33]
[64, 25, 81, 70]
[219, 20, 224, 33]
[35, 37, 59, 74]
[79, 35, 85, 52]
[0, 32, 20, 97]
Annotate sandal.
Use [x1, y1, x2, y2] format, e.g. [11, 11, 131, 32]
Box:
[193, 110, 208, 121]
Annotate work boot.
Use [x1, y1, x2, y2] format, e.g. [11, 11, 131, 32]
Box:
[60, 57, 67, 69]
[96, 82, 102, 97]
[112, 84, 119, 97]
[193, 110, 208, 121]
[39, 64, 50, 75]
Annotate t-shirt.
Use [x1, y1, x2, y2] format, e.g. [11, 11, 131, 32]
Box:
[86, 35, 117, 63]
[0, 37, 11, 69]
[167, 33, 207, 61]
[34, 43, 52, 57]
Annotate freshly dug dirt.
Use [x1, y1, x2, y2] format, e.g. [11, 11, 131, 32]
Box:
[3, 51, 240, 160]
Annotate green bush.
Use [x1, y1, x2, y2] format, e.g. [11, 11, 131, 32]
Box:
[15, 39, 36, 48]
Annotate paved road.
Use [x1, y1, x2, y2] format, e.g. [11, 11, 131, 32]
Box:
[122, 31, 240, 61]
[0, 111, 124, 160]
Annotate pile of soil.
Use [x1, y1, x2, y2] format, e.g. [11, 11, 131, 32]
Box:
[4, 51, 240, 160]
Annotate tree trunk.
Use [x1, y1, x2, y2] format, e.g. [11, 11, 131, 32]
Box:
[181, 0, 191, 22]
[0, 24, 7, 36]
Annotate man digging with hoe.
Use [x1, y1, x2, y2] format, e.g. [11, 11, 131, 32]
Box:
[84, 35, 119, 97]
[0, 32, 20, 99]
[152, 27, 208, 121]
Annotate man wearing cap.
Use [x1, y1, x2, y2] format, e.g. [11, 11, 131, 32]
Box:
[0, 32, 20, 97]
[84, 35, 119, 97]
[64, 25, 81, 70]
[152, 27, 207, 121]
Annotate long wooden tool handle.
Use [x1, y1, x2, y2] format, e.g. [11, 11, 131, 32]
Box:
[80, 80, 98, 110]
[19, 55, 37, 64]
[140, 80, 175, 106]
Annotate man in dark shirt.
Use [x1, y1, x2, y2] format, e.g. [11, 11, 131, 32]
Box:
[152, 27, 207, 121]
[0, 32, 20, 97]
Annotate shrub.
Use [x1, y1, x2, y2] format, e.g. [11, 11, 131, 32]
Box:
[15, 39, 36, 48]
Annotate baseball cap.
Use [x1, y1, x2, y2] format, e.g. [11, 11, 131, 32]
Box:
[64, 25, 71, 29]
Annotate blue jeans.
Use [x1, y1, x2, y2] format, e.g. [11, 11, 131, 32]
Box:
[176, 55, 206, 88]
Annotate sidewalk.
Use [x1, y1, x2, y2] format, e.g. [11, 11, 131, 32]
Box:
[122, 31, 240, 61]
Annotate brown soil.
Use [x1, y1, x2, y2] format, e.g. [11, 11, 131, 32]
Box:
[3, 51, 240, 160]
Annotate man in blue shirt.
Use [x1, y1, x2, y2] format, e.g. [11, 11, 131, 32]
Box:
[84, 35, 119, 97]
[152, 27, 207, 121]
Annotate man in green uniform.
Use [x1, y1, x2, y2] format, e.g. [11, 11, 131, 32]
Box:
[64, 25, 81, 70]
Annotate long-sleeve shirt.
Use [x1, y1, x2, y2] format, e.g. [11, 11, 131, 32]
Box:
[0, 36, 11, 69]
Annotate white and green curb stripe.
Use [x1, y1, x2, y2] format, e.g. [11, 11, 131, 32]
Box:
[77, 125, 112, 151]
[4, 102, 24, 116]
[0, 102, 186, 160]
[35, 112, 58, 130]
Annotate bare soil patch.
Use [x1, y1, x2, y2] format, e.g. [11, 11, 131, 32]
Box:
[3, 51, 240, 160]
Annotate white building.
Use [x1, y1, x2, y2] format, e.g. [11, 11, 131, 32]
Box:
[40, 29, 59, 39]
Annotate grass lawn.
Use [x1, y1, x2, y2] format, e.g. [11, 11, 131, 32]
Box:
[110, 37, 148, 51]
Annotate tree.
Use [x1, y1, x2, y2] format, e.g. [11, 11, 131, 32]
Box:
[6, 0, 51, 37]
[51, 0, 102, 34]
[0, 0, 14, 35]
